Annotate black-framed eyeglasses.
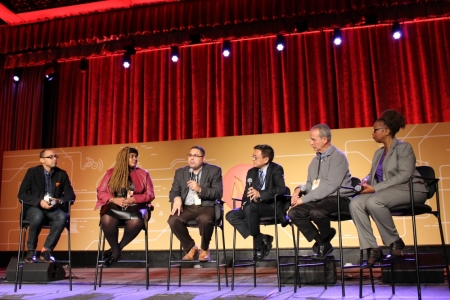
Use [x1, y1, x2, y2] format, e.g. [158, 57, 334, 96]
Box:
[187, 154, 204, 158]
[42, 155, 59, 159]
[373, 127, 385, 133]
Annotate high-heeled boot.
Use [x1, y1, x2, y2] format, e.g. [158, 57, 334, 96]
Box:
[386, 238, 405, 260]
[362, 247, 383, 268]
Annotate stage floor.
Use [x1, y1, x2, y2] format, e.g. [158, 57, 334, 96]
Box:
[0, 267, 449, 299]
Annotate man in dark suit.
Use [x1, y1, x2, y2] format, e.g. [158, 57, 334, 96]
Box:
[18, 149, 76, 263]
[168, 146, 223, 261]
[226, 144, 286, 261]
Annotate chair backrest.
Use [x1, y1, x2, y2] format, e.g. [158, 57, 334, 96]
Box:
[416, 166, 436, 199]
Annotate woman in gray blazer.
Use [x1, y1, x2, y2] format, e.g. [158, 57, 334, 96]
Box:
[349, 109, 428, 268]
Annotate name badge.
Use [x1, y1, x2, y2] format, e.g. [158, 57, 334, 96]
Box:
[194, 193, 201, 205]
[312, 179, 320, 190]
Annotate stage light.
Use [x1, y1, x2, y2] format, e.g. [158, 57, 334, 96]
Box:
[276, 34, 285, 51]
[123, 46, 136, 68]
[222, 41, 231, 57]
[295, 21, 308, 33]
[171, 46, 179, 62]
[189, 33, 201, 45]
[333, 28, 342, 46]
[44, 61, 58, 81]
[79, 58, 88, 73]
[392, 22, 402, 39]
[13, 68, 22, 83]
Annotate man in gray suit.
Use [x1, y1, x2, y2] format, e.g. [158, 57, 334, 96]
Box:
[168, 146, 223, 261]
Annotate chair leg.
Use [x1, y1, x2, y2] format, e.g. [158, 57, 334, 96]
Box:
[323, 258, 328, 290]
[145, 227, 149, 290]
[231, 227, 236, 291]
[214, 222, 221, 291]
[292, 224, 298, 293]
[338, 222, 345, 297]
[436, 211, 450, 291]
[390, 262, 395, 295]
[18, 228, 27, 290]
[167, 231, 173, 290]
[411, 212, 422, 300]
[67, 227, 72, 291]
[94, 224, 103, 290]
[296, 227, 302, 289]
[359, 249, 363, 298]
[14, 227, 25, 292]
[99, 235, 106, 287]
[275, 221, 281, 292]
[221, 224, 228, 287]
[178, 243, 182, 287]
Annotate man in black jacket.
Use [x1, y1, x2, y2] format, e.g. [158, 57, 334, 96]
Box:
[226, 144, 286, 261]
[18, 149, 75, 263]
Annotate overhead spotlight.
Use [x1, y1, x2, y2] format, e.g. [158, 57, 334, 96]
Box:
[295, 21, 308, 33]
[392, 22, 402, 40]
[333, 28, 342, 46]
[189, 33, 202, 45]
[364, 15, 378, 26]
[222, 41, 231, 57]
[13, 68, 22, 83]
[276, 34, 285, 51]
[79, 58, 88, 73]
[171, 46, 179, 62]
[123, 46, 136, 68]
[44, 61, 58, 81]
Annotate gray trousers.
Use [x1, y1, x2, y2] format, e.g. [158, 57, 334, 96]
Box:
[349, 187, 427, 250]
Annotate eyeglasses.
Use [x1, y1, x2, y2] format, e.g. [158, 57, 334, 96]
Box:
[187, 154, 204, 158]
[42, 155, 59, 159]
[252, 155, 263, 160]
[373, 127, 385, 133]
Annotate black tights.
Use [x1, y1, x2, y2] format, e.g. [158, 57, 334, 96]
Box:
[101, 214, 145, 259]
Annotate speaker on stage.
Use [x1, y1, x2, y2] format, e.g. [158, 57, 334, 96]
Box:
[6, 257, 66, 282]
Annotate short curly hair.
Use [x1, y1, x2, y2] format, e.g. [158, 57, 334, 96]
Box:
[378, 109, 406, 137]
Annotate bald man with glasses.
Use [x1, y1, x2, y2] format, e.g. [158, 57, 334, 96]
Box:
[18, 149, 75, 263]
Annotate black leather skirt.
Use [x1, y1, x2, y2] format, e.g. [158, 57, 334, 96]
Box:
[100, 202, 150, 220]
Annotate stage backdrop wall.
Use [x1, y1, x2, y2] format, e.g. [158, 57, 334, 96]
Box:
[1, 123, 449, 252]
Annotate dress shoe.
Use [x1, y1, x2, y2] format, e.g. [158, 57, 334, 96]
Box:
[262, 234, 274, 257]
[103, 249, 113, 260]
[386, 238, 405, 260]
[182, 245, 199, 261]
[198, 249, 210, 262]
[25, 250, 37, 263]
[311, 242, 334, 260]
[362, 247, 383, 268]
[40, 250, 55, 263]
[313, 228, 336, 254]
[253, 249, 264, 261]
[104, 254, 121, 267]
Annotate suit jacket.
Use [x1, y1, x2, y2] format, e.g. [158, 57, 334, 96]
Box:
[17, 165, 76, 214]
[242, 162, 286, 207]
[169, 163, 223, 207]
[365, 138, 428, 193]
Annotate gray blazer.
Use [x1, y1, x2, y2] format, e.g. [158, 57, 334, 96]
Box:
[365, 138, 428, 193]
[169, 163, 223, 207]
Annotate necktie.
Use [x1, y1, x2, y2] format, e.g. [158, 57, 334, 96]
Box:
[258, 170, 265, 189]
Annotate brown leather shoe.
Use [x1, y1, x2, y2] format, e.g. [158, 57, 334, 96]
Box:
[182, 245, 199, 261]
[199, 249, 210, 261]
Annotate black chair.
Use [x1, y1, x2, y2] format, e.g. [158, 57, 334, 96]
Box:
[293, 177, 360, 295]
[358, 166, 450, 299]
[167, 200, 228, 291]
[94, 214, 150, 290]
[15, 199, 74, 292]
[231, 187, 296, 292]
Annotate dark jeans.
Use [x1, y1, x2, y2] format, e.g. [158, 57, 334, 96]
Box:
[25, 207, 67, 251]
[167, 205, 215, 252]
[288, 195, 350, 242]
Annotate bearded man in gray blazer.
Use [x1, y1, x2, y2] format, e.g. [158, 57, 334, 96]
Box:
[168, 146, 223, 262]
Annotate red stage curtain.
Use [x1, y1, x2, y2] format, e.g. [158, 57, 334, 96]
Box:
[1, 0, 447, 54]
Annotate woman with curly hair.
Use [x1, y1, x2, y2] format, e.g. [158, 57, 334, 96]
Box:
[95, 147, 155, 267]
[349, 109, 428, 268]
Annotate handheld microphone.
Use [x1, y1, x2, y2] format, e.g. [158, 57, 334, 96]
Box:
[247, 178, 253, 188]
[298, 185, 307, 197]
[354, 185, 363, 194]
[121, 188, 127, 198]
[189, 168, 194, 181]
